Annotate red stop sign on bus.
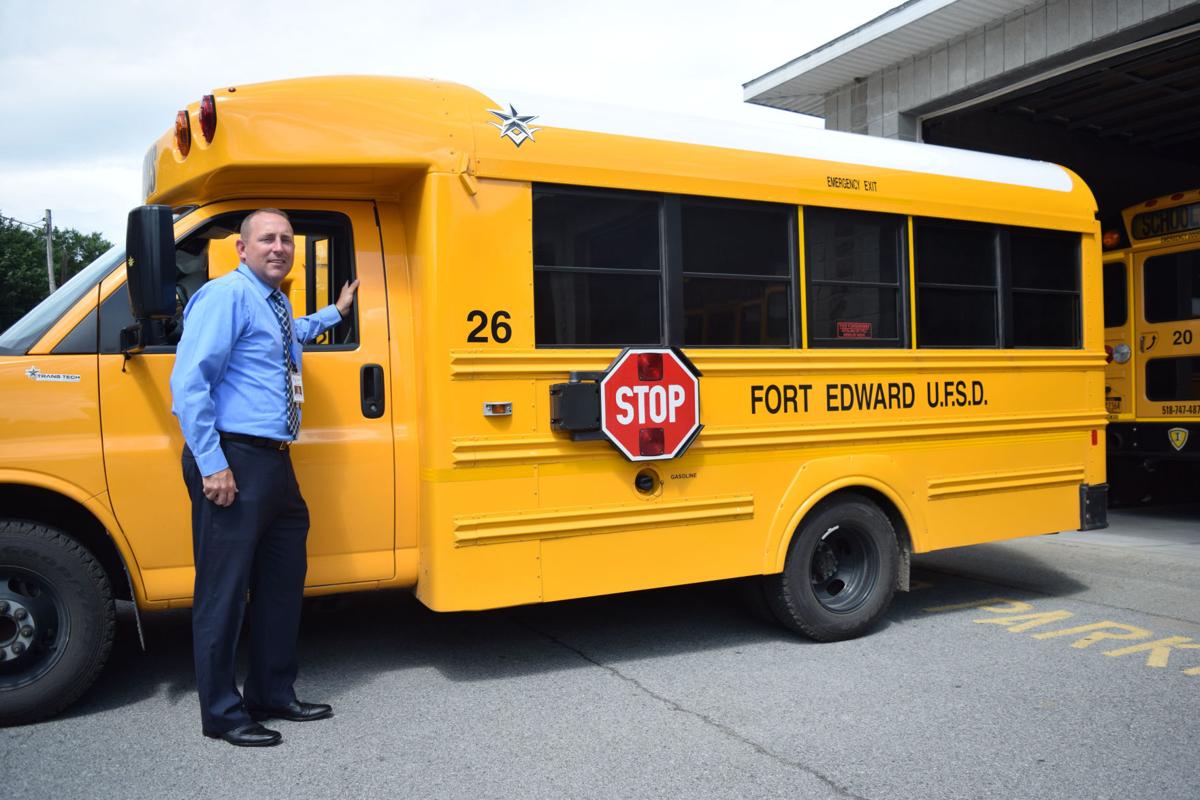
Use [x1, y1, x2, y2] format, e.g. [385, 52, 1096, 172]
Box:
[599, 348, 702, 461]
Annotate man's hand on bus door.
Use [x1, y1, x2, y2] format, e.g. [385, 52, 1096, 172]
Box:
[202, 468, 238, 507]
[335, 279, 360, 318]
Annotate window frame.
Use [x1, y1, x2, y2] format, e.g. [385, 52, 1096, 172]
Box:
[98, 208, 359, 355]
[802, 206, 910, 349]
[914, 218, 1081, 350]
[532, 184, 798, 349]
[1103, 260, 1128, 329]
[1142, 249, 1200, 325]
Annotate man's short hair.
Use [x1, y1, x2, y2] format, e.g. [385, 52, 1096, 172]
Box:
[239, 208, 291, 240]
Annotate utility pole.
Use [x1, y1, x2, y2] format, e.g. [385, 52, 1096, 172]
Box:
[44, 209, 56, 293]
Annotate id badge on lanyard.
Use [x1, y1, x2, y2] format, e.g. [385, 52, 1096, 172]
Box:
[290, 368, 305, 404]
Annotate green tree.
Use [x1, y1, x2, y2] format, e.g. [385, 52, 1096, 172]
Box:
[0, 213, 112, 332]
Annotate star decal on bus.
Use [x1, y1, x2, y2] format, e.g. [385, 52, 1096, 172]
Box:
[488, 104, 541, 148]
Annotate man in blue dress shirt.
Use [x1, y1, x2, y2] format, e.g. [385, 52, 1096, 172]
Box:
[171, 208, 357, 747]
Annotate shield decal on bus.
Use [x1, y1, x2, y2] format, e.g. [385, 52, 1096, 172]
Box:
[1168, 427, 1188, 451]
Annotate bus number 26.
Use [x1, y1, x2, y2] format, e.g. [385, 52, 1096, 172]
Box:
[467, 310, 512, 343]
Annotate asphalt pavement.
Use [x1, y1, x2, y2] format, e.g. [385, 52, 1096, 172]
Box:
[3, 503, 1198, 800]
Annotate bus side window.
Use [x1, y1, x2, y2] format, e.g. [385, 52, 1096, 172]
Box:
[914, 219, 998, 347]
[533, 189, 663, 347]
[1008, 228, 1080, 348]
[805, 207, 907, 348]
[98, 210, 358, 354]
[681, 198, 793, 347]
[914, 219, 1080, 349]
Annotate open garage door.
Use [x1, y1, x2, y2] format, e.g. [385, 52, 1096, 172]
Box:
[922, 27, 1200, 234]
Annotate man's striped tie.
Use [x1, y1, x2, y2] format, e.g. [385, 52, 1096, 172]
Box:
[268, 290, 300, 439]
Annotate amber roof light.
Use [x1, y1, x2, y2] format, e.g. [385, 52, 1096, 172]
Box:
[174, 110, 191, 157]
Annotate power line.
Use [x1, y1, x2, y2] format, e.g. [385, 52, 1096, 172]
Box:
[0, 213, 46, 232]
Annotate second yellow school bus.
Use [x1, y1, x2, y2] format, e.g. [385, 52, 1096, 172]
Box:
[1102, 189, 1200, 497]
[0, 76, 1107, 724]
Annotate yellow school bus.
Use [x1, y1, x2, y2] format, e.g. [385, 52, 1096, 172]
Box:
[1102, 189, 1200, 499]
[0, 77, 1107, 724]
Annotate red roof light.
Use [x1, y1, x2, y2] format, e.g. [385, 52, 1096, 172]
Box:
[199, 95, 217, 143]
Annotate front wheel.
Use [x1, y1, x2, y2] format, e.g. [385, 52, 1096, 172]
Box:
[0, 522, 115, 726]
[765, 495, 899, 642]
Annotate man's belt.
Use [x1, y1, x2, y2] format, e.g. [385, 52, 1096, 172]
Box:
[219, 431, 290, 451]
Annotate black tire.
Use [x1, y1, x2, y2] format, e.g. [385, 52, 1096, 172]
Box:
[0, 521, 115, 726]
[764, 495, 899, 642]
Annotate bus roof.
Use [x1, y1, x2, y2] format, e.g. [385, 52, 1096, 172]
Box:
[147, 76, 1095, 230]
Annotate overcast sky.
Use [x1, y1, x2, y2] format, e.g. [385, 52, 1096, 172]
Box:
[0, 0, 898, 245]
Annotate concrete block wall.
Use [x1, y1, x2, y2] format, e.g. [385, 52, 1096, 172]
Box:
[821, 0, 1198, 139]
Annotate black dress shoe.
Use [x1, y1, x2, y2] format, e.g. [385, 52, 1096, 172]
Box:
[247, 700, 333, 722]
[203, 722, 282, 747]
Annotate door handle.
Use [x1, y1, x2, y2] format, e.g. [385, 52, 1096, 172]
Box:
[360, 364, 385, 419]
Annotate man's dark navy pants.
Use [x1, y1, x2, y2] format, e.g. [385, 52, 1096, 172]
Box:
[182, 440, 309, 733]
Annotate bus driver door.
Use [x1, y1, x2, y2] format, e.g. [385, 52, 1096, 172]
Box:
[97, 201, 395, 602]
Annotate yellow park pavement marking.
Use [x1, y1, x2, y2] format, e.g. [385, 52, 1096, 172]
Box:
[923, 596, 1200, 677]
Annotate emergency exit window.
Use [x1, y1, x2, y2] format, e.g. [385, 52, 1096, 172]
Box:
[804, 207, 906, 348]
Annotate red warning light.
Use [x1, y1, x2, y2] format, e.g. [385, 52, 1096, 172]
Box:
[199, 95, 217, 144]
[639, 427, 665, 457]
[637, 352, 664, 381]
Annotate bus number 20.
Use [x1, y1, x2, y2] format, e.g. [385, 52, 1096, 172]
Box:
[1173, 329, 1193, 346]
[467, 310, 512, 343]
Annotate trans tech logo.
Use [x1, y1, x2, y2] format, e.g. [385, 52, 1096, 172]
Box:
[488, 104, 540, 148]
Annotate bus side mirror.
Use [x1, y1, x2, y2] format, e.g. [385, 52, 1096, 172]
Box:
[126, 205, 176, 320]
[122, 205, 176, 356]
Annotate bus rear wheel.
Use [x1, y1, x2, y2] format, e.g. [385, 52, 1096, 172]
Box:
[765, 495, 898, 642]
[0, 521, 115, 726]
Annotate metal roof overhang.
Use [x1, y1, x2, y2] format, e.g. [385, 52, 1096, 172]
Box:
[743, 0, 1031, 115]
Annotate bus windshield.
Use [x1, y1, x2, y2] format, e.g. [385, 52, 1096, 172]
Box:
[0, 245, 125, 355]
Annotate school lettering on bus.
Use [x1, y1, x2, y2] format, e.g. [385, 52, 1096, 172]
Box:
[750, 379, 987, 414]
